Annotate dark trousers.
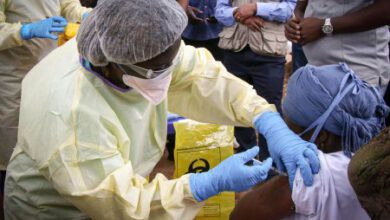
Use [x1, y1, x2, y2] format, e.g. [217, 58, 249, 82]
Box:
[387, 31, 390, 126]
[182, 38, 224, 61]
[223, 47, 286, 160]
[385, 83, 390, 126]
[1, 171, 5, 220]
[292, 43, 308, 72]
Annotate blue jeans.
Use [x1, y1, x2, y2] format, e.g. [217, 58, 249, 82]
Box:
[292, 43, 308, 72]
[223, 47, 286, 159]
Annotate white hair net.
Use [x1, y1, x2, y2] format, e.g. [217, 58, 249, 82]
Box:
[77, 0, 188, 66]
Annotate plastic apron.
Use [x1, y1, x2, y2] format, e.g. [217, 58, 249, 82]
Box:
[0, 0, 88, 170]
[4, 39, 274, 220]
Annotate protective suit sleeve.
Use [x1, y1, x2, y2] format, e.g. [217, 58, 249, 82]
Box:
[60, 0, 92, 23]
[168, 42, 276, 127]
[0, 0, 24, 51]
[44, 127, 202, 219]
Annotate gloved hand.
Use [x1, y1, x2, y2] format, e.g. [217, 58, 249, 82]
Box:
[189, 147, 273, 202]
[20, 16, 67, 40]
[254, 111, 320, 188]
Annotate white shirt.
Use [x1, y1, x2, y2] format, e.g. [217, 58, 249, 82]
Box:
[285, 151, 370, 220]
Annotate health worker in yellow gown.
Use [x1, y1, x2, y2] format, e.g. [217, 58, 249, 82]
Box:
[4, 0, 320, 219]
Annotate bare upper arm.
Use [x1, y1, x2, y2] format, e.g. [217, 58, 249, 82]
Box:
[230, 176, 294, 220]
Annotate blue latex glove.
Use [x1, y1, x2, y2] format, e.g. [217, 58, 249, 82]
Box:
[254, 111, 320, 188]
[20, 16, 67, 40]
[189, 147, 273, 202]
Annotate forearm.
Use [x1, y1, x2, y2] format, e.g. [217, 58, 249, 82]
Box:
[49, 151, 201, 219]
[169, 44, 276, 127]
[332, 0, 390, 34]
[60, 0, 92, 23]
[0, 22, 24, 51]
[0, 3, 25, 51]
[215, 0, 237, 26]
[294, 0, 308, 20]
[230, 176, 294, 220]
[256, 1, 296, 23]
[176, 0, 189, 10]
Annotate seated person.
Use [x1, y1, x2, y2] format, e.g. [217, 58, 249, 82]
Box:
[230, 63, 389, 220]
[348, 127, 390, 220]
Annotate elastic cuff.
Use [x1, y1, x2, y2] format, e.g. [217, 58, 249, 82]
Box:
[252, 111, 277, 126]
[19, 24, 30, 41]
[180, 174, 202, 203]
[189, 173, 203, 202]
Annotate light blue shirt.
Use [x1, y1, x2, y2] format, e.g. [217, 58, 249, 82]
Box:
[215, 0, 297, 27]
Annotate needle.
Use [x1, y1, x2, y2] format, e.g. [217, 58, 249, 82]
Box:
[252, 158, 288, 176]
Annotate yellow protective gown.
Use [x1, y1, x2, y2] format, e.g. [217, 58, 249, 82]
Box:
[4, 39, 276, 220]
[0, 0, 91, 170]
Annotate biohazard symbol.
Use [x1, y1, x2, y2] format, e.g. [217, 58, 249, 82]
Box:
[186, 158, 210, 174]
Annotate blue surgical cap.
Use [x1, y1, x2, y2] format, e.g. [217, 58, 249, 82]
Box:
[282, 63, 389, 156]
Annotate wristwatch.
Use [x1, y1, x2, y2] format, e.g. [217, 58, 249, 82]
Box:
[322, 18, 333, 35]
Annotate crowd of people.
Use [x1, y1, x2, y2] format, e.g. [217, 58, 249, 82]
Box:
[0, 0, 389, 219]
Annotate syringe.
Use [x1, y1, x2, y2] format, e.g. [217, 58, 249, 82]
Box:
[252, 158, 288, 176]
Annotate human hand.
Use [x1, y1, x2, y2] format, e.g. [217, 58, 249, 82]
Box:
[189, 147, 273, 201]
[186, 6, 204, 25]
[254, 112, 320, 188]
[20, 16, 67, 40]
[284, 17, 301, 43]
[241, 16, 265, 32]
[206, 16, 218, 24]
[298, 17, 325, 45]
[234, 3, 257, 23]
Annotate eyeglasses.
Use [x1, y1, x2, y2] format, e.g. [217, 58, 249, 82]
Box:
[116, 63, 172, 79]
